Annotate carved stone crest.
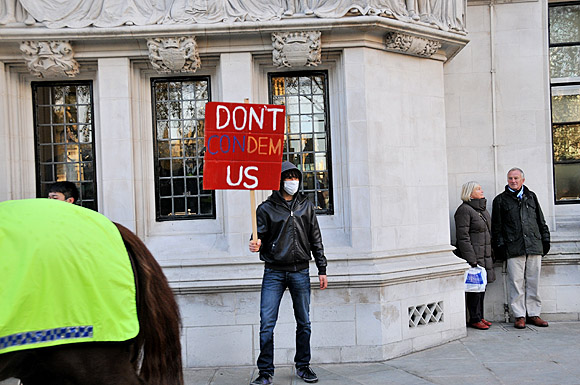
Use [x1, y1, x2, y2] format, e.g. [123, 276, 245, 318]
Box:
[20, 41, 79, 78]
[272, 31, 321, 68]
[384, 32, 442, 58]
[147, 36, 201, 73]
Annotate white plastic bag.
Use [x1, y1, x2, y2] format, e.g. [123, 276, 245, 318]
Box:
[464, 265, 487, 292]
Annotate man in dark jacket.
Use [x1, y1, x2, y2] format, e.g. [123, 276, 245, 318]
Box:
[249, 161, 327, 385]
[491, 167, 550, 329]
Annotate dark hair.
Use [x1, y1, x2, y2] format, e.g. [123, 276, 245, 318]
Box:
[279, 169, 301, 192]
[48, 181, 80, 203]
[281, 169, 301, 180]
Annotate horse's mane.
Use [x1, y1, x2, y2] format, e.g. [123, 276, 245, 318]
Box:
[114, 223, 184, 385]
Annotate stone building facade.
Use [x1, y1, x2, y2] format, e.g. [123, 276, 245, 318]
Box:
[0, 0, 578, 368]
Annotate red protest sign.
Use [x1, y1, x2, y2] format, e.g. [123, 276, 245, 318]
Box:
[203, 102, 286, 190]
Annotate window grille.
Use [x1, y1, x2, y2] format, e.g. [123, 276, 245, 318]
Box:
[408, 301, 444, 328]
[549, 2, 580, 203]
[151, 77, 215, 220]
[32, 82, 97, 210]
[269, 72, 333, 214]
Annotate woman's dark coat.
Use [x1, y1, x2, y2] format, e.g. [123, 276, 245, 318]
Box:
[454, 198, 496, 283]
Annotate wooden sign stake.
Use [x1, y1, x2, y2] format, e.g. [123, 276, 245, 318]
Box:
[244, 98, 259, 242]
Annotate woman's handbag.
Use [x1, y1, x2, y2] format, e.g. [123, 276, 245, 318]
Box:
[464, 265, 487, 292]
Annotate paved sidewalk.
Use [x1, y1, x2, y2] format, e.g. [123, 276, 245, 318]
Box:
[183, 321, 580, 385]
[2, 321, 579, 384]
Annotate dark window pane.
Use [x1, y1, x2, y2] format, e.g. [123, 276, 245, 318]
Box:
[160, 179, 171, 197]
[39, 145, 52, 163]
[174, 197, 185, 215]
[159, 160, 171, 178]
[158, 141, 170, 158]
[54, 144, 66, 163]
[555, 163, 580, 201]
[186, 177, 199, 196]
[81, 162, 94, 181]
[54, 125, 65, 143]
[38, 127, 52, 144]
[303, 172, 315, 189]
[152, 77, 214, 220]
[173, 178, 185, 196]
[187, 196, 199, 214]
[160, 198, 172, 216]
[270, 72, 333, 214]
[80, 143, 93, 162]
[200, 195, 213, 214]
[66, 126, 78, 143]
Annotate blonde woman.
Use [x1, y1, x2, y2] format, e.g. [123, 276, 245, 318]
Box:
[454, 181, 496, 330]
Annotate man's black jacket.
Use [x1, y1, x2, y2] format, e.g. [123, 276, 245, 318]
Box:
[256, 191, 327, 275]
[491, 185, 550, 258]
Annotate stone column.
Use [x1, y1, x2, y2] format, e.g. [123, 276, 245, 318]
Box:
[96, 58, 136, 230]
[342, 48, 373, 250]
[218, 52, 255, 255]
[0, 62, 10, 201]
[342, 47, 452, 253]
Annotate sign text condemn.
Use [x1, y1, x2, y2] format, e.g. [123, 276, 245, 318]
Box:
[203, 102, 286, 190]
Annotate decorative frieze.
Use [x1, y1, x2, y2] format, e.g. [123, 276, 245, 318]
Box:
[272, 31, 321, 68]
[147, 36, 201, 73]
[384, 32, 442, 58]
[19, 40, 79, 78]
[0, 0, 466, 33]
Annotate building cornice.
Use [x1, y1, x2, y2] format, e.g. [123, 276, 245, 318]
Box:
[0, 16, 469, 63]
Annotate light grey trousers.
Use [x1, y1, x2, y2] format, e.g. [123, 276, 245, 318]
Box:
[507, 254, 542, 318]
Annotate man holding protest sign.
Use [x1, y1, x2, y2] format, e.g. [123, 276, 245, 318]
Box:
[249, 161, 328, 385]
[203, 100, 327, 383]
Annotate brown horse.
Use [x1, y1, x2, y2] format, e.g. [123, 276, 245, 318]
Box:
[0, 222, 183, 385]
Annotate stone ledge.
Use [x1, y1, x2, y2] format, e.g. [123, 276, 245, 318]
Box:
[167, 251, 467, 294]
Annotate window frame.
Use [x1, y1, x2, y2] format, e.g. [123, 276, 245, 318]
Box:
[267, 70, 334, 215]
[150, 76, 216, 221]
[31, 81, 98, 209]
[549, 1, 580, 204]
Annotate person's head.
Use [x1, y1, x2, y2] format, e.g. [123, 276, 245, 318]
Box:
[461, 181, 484, 202]
[507, 168, 525, 191]
[279, 161, 302, 197]
[47, 181, 79, 204]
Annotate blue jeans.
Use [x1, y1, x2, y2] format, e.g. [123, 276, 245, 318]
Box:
[257, 268, 312, 376]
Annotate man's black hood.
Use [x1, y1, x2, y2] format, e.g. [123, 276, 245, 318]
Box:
[281, 161, 302, 178]
[278, 161, 302, 193]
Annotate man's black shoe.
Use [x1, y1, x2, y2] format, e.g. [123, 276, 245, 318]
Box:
[296, 366, 318, 383]
[250, 372, 272, 385]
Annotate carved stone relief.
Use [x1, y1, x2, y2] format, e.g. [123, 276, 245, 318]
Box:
[147, 36, 201, 73]
[272, 31, 321, 68]
[19, 40, 79, 78]
[384, 32, 442, 58]
[0, 0, 466, 33]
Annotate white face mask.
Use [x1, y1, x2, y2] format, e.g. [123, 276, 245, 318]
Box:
[283, 180, 299, 196]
